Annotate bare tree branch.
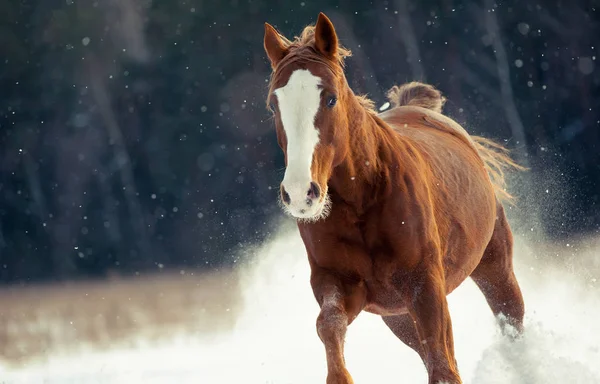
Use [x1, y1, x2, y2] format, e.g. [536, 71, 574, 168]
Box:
[327, 11, 382, 99]
[22, 152, 49, 223]
[483, 0, 529, 160]
[394, 0, 426, 81]
[0, 219, 5, 250]
[88, 54, 153, 265]
[454, 61, 502, 104]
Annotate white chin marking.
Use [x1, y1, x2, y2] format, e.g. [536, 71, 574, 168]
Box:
[274, 69, 324, 218]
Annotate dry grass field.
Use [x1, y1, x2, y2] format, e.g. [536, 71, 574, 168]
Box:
[0, 269, 242, 368]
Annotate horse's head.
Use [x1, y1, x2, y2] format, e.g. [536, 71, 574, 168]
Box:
[264, 13, 351, 222]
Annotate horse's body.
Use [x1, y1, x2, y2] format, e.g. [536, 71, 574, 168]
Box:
[263, 13, 525, 384]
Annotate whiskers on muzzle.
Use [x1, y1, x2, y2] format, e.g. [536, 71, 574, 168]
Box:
[277, 189, 332, 224]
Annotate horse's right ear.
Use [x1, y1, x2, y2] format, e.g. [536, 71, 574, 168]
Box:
[264, 23, 288, 68]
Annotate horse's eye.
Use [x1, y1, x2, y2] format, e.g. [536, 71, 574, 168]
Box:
[269, 102, 277, 112]
[327, 96, 337, 108]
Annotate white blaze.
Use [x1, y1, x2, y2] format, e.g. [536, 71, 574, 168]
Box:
[274, 69, 322, 214]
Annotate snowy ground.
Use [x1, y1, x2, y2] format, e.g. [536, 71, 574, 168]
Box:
[1, 227, 599, 384]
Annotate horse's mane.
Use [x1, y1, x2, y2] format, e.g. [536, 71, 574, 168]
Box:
[266, 25, 377, 113]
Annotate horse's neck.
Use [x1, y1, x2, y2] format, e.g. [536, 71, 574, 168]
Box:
[329, 95, 404, 212]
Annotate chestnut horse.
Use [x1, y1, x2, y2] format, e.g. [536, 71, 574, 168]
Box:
[263, 13, 525, 384]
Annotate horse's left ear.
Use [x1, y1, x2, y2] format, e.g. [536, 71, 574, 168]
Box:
[314, 12, 338, 59]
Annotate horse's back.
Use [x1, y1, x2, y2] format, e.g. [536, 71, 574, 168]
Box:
[378, 105, 488, 187]
[378, 105, 478, 154]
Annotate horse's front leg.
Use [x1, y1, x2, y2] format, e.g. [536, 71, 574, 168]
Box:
[312, 271, 366, 384]
[409, 269, 462, 384]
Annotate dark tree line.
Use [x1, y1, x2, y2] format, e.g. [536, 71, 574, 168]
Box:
[0, 0, 598, 284]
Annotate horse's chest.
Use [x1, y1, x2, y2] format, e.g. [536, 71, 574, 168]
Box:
[362, 271, 410, 316]
[361, 251, 415, 313]
[359, 223, 423, 315]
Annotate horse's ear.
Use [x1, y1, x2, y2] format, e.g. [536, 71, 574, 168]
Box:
[314, 12, 338, 59]
[264, 23, 289, 68]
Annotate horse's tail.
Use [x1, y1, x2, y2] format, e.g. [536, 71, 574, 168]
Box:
[470, 136, 527, 203]
[386, 81, 446, 114]
[386, 81, 526, 203]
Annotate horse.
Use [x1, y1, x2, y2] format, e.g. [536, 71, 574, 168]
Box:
[263, 12, 525, 384]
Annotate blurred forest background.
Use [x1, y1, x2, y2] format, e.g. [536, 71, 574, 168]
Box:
[0, 0, 598, 284]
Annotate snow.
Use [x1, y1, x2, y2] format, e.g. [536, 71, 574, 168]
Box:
[379, 101, 390, 111]
[2, 229, 600, 383]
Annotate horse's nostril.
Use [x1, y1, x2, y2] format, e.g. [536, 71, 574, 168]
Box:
[307, 182, 321, 200]
[280, 185, 291, 205]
